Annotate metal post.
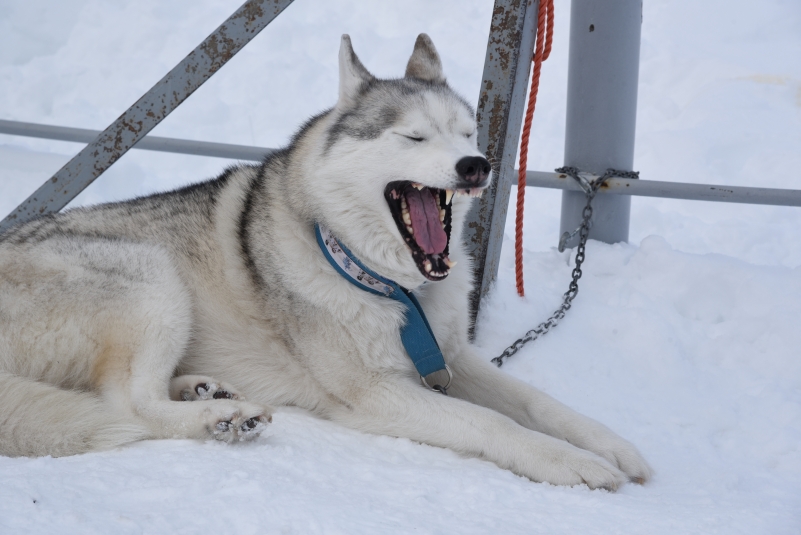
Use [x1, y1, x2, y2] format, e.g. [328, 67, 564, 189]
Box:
[465, 0, 540, 335]
[0, 0, 294, 234]
[559, 0, 642, 248]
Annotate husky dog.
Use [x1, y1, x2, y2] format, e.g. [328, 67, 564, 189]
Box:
[0, 34, 650, 489]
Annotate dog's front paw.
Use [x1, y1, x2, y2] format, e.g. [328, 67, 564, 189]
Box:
[170, 375, 244, 402]
[568, 424, 652, 484]
[205, 401, 272, 443]
[539, 444, 628, 491]
[586, 434, 652, 484]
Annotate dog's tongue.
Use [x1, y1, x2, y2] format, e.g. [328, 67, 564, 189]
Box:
[405, 187, 447, 255]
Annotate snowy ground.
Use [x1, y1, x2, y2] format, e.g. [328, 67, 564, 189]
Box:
[1, 0, 800, 533]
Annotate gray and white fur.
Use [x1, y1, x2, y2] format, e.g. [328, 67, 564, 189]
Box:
[0, 34, 650, 489]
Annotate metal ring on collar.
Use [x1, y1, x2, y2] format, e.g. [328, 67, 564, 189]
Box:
[420, 365, 453, 392]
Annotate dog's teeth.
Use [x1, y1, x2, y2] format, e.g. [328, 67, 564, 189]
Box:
[444, 257, 457, 268]
[402, 210, 411, 225]
[445, 189, 454, 205]
[439, 209, 446, 222]
[401, 197, 407, 209]
[424, 260, 432, 272]
[406, 224, 414, 235]
[413, 183, 425, 190]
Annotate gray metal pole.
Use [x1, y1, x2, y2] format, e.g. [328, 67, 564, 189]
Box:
[527, 169, 801, 207]
[0, 119, 275, 162]
[559, 0, 642, 248]
[0, 0, 294, 234]
[464, 0, 540, 335]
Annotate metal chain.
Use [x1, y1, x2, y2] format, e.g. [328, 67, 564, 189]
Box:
[491, 167, 639, 367]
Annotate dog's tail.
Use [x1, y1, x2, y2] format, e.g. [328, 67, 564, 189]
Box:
[0, 371, 149, 457]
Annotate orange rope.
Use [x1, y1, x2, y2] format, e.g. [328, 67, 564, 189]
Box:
[515, 0, 554, 297]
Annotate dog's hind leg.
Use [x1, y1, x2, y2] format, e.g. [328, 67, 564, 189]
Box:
[90, 245, 272, 443]
[447, 350, 652, 484]
[327, 377, 627, 490]
[0, 237, 270, 455]
[0, 371, 149, 457]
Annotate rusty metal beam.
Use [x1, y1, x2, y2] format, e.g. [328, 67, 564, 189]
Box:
[464, 0, 539, 336]
[0, 0, 294, 234]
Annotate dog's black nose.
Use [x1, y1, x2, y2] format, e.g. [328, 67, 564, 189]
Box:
[455, 156, 491, 186]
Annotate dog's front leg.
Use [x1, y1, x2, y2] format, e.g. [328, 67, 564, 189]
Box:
[328, 378, 627, 490]
[447, 350, 652, 484]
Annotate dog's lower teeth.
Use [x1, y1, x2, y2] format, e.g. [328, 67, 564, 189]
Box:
[424, 260, 432, 272]
[406, 225, 414, 235]
[439, 209, 445, 222]
[444, 258, 456, 268]
[402, 211, 411, 225]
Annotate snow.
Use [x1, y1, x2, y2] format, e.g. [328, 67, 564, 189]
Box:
[1, 0, 800, 533]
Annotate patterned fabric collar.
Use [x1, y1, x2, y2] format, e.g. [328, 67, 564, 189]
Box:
[316, 224, 394, 296]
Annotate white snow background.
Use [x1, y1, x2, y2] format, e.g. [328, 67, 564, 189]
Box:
[1, 0, 800, 533]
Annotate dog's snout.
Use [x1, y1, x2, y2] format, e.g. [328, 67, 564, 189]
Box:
[455, 156, 491, 186]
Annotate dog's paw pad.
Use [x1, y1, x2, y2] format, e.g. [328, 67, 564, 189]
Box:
[171, 376, 246, 402]
[241, 417, 260, 431]
[186, 381, 241, 401]
[237, 415, 270, 440]
[197, 382, 234, 399]
[209, 406, 271, 443]
[215, 420, 233, 434]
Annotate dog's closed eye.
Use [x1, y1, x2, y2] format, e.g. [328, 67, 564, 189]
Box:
[398, 133, 425, 142]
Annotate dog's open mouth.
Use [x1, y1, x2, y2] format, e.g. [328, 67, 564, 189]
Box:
[384, 181, 483, 281]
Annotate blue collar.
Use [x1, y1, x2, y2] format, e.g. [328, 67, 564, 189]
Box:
[315, 224, 450, 390]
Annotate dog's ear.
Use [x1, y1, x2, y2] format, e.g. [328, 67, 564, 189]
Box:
[338, 35, 374, 109]
[405, 34, 446, 84]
